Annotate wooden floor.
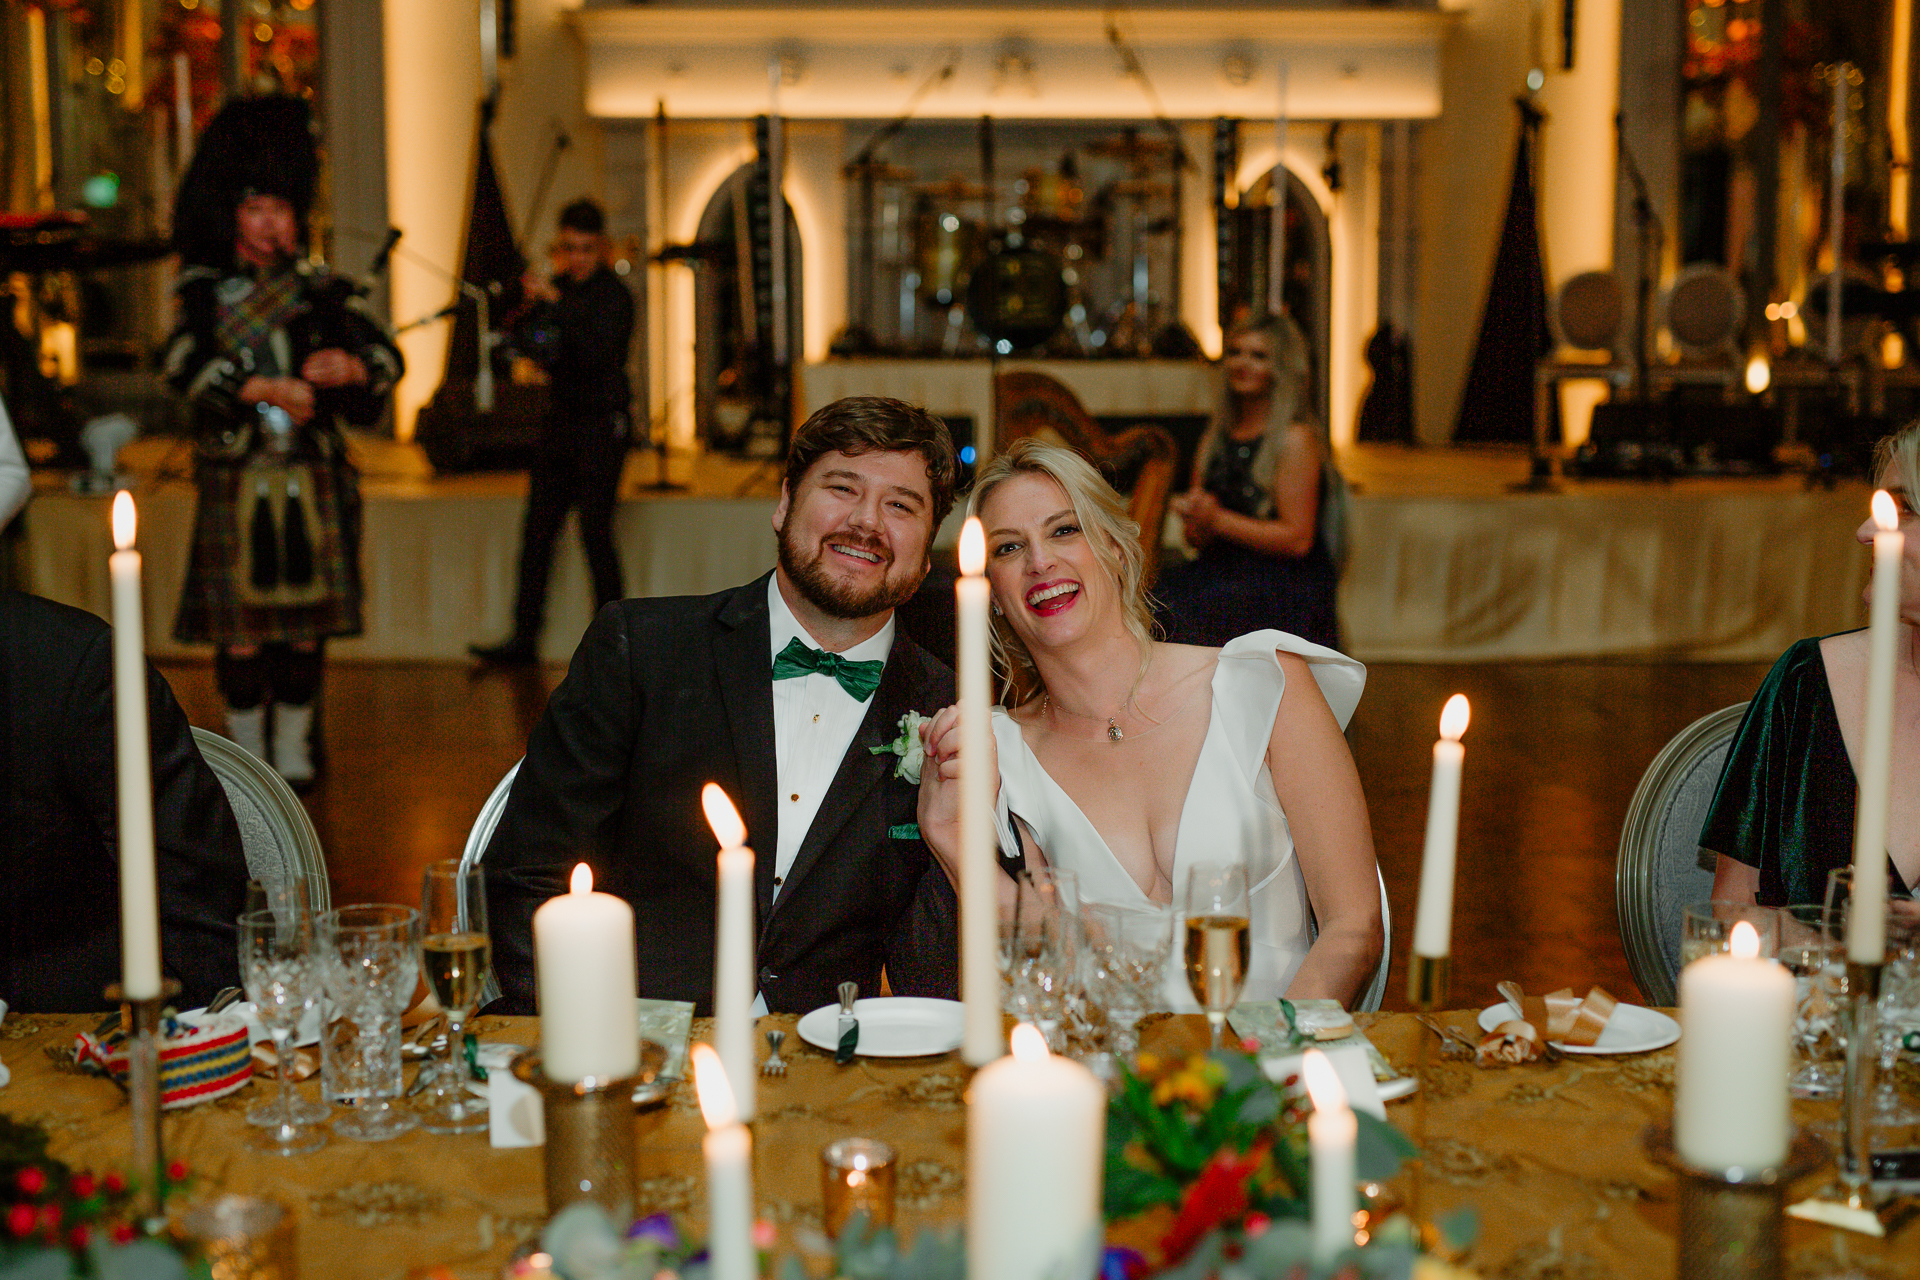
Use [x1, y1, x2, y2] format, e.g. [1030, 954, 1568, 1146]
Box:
[156, 655, 1773, 1013]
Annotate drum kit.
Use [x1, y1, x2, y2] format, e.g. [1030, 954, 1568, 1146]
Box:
[840, 129, 1193, 358]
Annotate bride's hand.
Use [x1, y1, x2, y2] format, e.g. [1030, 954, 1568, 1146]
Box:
[914, 704, 997, 891]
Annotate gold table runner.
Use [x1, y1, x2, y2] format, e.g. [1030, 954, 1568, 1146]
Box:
[4, 1011, 1913, 1279]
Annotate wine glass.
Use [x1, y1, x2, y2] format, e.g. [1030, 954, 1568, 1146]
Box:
[1081, 901, 1173, 1061]
[1183, 862, 1250, 1050]
[238, 909, 327, 1155]
[416, 860, 491, 1135]
[241, 881, 329, 1128]
[320, 904, 422, 1142]
[1000, 869, 1079, 1051]
[1778, 903, 1844, 1098]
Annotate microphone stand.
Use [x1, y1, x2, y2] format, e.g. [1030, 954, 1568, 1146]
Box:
[392, 246, 498, 413]
[1616, 112, 1662, 404]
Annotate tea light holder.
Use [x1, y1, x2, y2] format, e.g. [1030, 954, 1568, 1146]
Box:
[171, 1194, 296, 1280]
[512, 1053, 644, 1224]
[820, 1137, 898, 1237]
[1646, 1122, 1827, 1280]
[106, 979, 179, 1226]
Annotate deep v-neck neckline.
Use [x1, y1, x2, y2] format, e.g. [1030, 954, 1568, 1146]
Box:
[1012, 660, 1222, 902]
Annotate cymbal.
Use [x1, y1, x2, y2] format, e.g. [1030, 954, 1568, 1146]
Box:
[917, 177, 990, 200]
[1086, 132, 1172, 160]
[1102, 179, 1175, 199]
[843, 159, 918, 182]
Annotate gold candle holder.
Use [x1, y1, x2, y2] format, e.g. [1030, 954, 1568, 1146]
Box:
[1646, 1123, 1828, 1280]
[105, 979, 179, 1227]
[512, 1053, 643, 1223]
[820, 1138, 898, 1237]
[171, 1194, 296, 1280]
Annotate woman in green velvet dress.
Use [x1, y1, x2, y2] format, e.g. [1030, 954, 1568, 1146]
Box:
[1701, 422, 1920, 907]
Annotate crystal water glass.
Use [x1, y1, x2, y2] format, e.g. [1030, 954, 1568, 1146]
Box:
[1680, 902, 1779, 968]
[242, 880, 328, 1128]
[416, 860, 491, 1134]
[1080, 901, 1173, 1061]
[238, 909, 326, 1155]
[999, 869, 1079, 1051]
[320, 904, 422, 1142]
[1778, 903, 1844, 1099]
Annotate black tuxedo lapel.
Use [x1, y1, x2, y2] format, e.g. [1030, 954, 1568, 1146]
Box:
[772, 635, 922, 913]
[712, 578, 780, 916]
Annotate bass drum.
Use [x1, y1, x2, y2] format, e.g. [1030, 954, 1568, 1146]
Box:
[965, 244, 1068, 352]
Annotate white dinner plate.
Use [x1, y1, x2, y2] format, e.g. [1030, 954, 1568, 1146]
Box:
[1476, 1002, 1680, 1055]
[797, 997, 964, 1058]
[1377, 1075, 1419, 1103]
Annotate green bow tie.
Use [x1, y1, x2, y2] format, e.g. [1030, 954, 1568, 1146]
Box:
[771, 637, 885, 701]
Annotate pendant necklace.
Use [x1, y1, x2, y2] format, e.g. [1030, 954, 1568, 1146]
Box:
[1044, 692, 1127, 741]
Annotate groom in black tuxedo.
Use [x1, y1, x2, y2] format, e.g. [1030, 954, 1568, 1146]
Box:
[485, 396, 961, 1015]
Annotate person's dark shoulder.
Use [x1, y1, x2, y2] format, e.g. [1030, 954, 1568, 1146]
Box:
[1755, 634, 1841, 708]
[0, 589, 109, 657]
[891, 628, 955, 701]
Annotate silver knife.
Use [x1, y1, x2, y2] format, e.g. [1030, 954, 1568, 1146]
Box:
[835, 981, 859, 1064]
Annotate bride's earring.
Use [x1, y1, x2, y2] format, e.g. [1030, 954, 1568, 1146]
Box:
[991, 600, 1003, 616]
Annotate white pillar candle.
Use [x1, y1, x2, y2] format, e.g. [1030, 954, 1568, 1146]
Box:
[1411, 695, 1470, 959]
[109, 492, 161, 1000]
[703, 783, 756, 1121]
[1848, 490, 1902, 963]
[533, 864, 639, 1083]
[693, 1044, 755, 1280]
[957, 518, 1001, 1065]
[967, 1024, 1103, 1280]
[1675, 922, 1794, 1170]
[1303, 1049, 1357, 1265]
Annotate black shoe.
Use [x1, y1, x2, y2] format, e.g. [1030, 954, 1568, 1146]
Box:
[469, 638, 538, 665]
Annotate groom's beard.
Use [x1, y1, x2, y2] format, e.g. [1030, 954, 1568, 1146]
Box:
[777, 525, 926, 621]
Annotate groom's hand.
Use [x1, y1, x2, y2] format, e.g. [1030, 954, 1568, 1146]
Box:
[914, 704, 997, 891]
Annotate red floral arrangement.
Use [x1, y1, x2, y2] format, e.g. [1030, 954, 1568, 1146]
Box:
[0, 1114, 190, 1272]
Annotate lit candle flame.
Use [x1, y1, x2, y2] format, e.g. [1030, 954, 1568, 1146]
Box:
[1873, 489, 1899, 532]
[702, 783, 747, 850]
[1009, 1023, 1049, 1063]
[1439, 693, 1470, 743]
[569, 863, 594, 895]
[959, 517, 986, 578]
[1730, 920, 1761, 960]
[691, 1042, 738, 1129]
[1302, 1047, 1348, 1112]
[111, 490, 136, 551]
[1744, 353, 1771, 396]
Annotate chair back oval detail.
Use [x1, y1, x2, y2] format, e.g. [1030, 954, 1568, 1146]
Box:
[191, 726, 330, 916]
[1614, 702, 1747, 1006]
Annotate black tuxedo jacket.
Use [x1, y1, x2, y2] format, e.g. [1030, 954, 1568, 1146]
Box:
[0, 590, 247, 1011]
[485, 575, 959, 1015]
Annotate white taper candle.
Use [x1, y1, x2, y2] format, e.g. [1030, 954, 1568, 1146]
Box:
[1849, 491, 1901, 963]
[693, 1044, 755, 1280]
[703, 783, 757, 1120]
[1411, 694, 1470, 959]
[109, 492, 161, 1000]
[1304, 1048, 1357, 1265]
[957, 518, 1001, 1064]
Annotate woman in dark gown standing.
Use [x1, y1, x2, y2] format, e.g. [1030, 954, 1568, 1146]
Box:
[1154, 314, 1347, 651]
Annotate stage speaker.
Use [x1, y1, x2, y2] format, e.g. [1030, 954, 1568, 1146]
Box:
[413, 380, 549, 473]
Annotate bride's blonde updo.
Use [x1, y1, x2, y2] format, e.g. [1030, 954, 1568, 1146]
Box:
[967, 438, 1157, 707]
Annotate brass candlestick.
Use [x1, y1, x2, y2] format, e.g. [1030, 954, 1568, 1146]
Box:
[512, 1053, 644, 1224]
[1647, 1123, 1828, 1280]
[105, 979, 180, 1228]
[1406, 952, 1448, 1229]
[1839, 960, 1884, 1207]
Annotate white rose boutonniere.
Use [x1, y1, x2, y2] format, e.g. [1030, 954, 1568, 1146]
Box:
[870, 710, 932, 783]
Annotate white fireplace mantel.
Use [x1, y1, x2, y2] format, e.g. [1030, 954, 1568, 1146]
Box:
[573, 6, 1452, 120]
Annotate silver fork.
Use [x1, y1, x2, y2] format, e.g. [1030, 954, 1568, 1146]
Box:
[760, 1028, 788, 1076]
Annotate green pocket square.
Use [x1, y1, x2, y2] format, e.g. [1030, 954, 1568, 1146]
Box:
[888, 823, 921, 840]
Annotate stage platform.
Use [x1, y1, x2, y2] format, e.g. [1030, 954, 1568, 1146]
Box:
[20, 438, 1873, 665]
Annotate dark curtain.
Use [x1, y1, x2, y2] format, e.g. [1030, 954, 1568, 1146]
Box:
[1454, 101, 1558, 444]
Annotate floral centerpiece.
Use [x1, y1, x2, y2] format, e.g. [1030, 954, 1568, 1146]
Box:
[0, 1114, 194, 1279]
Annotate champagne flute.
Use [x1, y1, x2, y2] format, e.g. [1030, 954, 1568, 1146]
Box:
[239, 909, 327, 1155]
[417, 860, 491, 1134]
[1183, 862, 1250, 1050]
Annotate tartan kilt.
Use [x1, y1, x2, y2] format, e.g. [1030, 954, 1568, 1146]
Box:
[174, 427, 364, 647]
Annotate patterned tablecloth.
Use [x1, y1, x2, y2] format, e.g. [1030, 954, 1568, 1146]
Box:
[3, 1010, 1915, 1280]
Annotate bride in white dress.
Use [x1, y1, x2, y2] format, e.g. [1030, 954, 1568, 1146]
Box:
[917, 439, 1384, 1010]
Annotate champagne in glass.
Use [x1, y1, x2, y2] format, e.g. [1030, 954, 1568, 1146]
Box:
[417, 861, 491, 1134]
[1183, 863, 1250, 1049]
